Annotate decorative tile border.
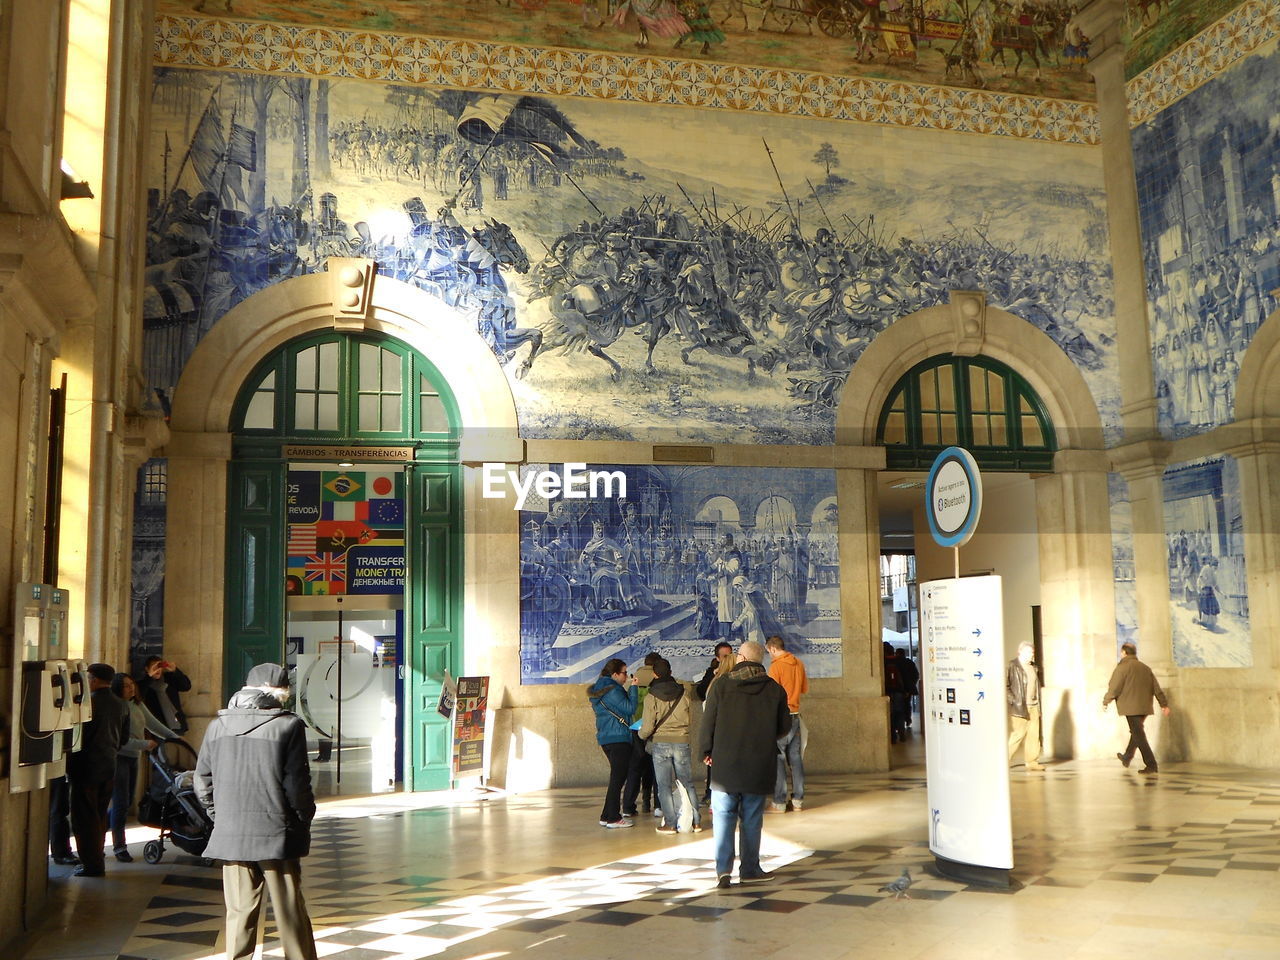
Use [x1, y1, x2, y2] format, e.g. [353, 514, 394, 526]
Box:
[153, 15, 1099, 145]
[1127, 0, 1280, 127]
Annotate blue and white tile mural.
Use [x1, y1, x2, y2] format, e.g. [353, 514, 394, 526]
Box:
[1162, 455, 1250, 668]
[518, 465, 841, 684]
[146, 68, 1119, 445]
[1108, 472, 1139, 657]
[1133, 40, 1280, 441]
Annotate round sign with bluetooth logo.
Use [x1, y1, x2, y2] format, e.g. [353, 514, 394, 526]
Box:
[925, 446, 983, 548]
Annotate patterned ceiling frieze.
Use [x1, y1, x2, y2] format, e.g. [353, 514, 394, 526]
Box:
[1126, 0, 1280, 128]
[153, 15, 1099, 145]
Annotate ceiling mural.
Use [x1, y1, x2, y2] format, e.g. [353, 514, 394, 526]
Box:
[164, 0, 1097, 100]
[1124, 0, 1252, 80]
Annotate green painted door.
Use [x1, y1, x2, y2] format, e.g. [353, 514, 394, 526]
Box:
[404, 463, 462, 791]
[223, 460, 286, 699]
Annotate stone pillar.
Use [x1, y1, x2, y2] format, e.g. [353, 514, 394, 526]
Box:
[162, 430, 232, 748]
[1034, 451, 1116, 760]
[1076, 0, 1159, 443]
[833, 445, 890, 771]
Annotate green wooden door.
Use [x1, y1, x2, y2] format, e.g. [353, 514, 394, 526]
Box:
[223, 460, 286, 700]
[404, 463, 462, 790]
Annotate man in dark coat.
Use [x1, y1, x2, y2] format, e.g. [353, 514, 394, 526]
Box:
[195, 663, 318, 960]
[699, 640, 791, 888]
[67, 663, 129, 876]
[1104, 643, 1171, 775]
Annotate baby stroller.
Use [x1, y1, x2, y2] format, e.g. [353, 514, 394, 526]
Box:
[136, 739, 213, 864]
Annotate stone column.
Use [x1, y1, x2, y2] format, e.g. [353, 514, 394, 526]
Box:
[1076, 0, 1159, 443]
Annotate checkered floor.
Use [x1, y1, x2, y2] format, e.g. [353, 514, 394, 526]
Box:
[29, 761, 1280, 960]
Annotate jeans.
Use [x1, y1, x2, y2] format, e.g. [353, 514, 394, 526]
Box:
[109, 755, 139, 852]
[599, 742, 632, 823]
[711, 790, 766, 879]
[1122, 715, 1157, 769]
[774, 717, 804, 804]
[650, 741, 700, 830]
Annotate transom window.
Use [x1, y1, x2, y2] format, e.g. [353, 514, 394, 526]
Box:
[877, 355, 1056, 471]
[232, 333, 455, 441]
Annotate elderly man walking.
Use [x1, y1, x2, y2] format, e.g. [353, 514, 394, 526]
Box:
[1104, 643, 1171, 775]
[195, 664, 318, 960]
[699, 640, 791, 889]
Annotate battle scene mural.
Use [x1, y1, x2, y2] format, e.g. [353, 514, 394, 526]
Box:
[162, 0, 1097, 100]
[1133, 37, 1280, 440]
[1162, 455, 1249, 668]
[517, 464, 842, 684]
[146, 67, 1118, 445]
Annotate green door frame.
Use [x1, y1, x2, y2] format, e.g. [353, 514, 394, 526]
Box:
[223, 331, 462, 792]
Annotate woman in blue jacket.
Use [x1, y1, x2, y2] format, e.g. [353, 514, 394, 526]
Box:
[588, 658, 638, 828]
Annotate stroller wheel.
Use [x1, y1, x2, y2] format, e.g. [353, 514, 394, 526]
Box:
[143, 840, 164, 864]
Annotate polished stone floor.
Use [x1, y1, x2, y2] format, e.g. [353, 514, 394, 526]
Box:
[20, 752, 1280, 960]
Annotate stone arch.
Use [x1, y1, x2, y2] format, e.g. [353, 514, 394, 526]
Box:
[170, 267, 519, 447]
[835, 303, 1105, 452]
[1233, 306, 1280, 421]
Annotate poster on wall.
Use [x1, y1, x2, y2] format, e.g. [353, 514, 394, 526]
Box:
[518, 464, 842, 685]
[921, 576, 1012, 885]
[452, 676, 489, 779]
[1162, 456, 1250, 668]
[284, 470, 406, 597]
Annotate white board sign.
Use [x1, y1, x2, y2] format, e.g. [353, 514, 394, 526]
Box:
[921, 575, 1012, 882]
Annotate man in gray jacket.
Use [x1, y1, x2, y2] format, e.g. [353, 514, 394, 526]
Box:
[195, 663, 317, 960]
[1103, 643, 1171, 775]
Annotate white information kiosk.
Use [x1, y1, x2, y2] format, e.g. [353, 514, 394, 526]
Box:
[920, 447, 1013, 887]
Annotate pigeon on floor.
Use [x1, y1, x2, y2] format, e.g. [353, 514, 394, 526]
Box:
[878, 867, 913, 899]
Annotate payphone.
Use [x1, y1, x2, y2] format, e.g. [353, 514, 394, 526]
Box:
[9, 583, 81, 793]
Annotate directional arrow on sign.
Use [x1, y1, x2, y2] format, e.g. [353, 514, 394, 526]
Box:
[973, 671, 983, 680]
[972, 628, 982, 637]
[977, 691, 985, 700]
[972, 648, 982, 656]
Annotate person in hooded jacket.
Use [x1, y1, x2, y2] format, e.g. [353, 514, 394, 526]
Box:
[194, 663, 318, 960]
[639, 657, 702, 835]
[587, 657, 638, 828]
[699, 640, 791, 887]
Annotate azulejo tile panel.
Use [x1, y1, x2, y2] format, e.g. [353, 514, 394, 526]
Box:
[153, 15, 1098, 145]
[1127, 0, 1280, 128]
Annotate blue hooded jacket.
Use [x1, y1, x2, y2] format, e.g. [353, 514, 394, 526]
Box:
[587, 676, 637, 746]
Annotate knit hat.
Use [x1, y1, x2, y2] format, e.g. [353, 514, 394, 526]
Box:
[246, 663, 290, 689]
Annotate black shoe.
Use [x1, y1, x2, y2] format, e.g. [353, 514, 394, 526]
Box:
[1140, 766, 1158, 774]
[740, 871, 775, 884]
[1116, 752, 1131, 769]
[716, 874, 731, 889]
[73, 867, 104, 877]
[50, 855, 80, 866]
[115, 850, 133, 863]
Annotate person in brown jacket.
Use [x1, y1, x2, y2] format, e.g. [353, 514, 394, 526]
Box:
[1103, 643, 1171, 774]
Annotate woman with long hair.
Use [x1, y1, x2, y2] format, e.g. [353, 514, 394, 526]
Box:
[108, 672, 178, 861]
[587, 658, 639, 828]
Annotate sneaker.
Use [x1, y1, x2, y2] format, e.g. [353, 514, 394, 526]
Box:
[50, 855, 80, 866]
[690, 824, 705, 833]
[603, 818, 635, 829]
[740, 871, 774, 884]
[716, 874, 732, 889]
[114, 849, 133, 863]
[1116, 752, 1131, 769]
[655, 824, 678, 835]
[653, 807, 663, 818]
[622, 810, 639, 819]
[770, 801, 787, 813]
[792, 799, 804, 811]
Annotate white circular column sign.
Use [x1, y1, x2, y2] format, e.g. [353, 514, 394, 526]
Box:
[925, 446, 983, 548]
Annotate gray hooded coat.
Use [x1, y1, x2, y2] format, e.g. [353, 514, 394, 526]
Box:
[194, 688, 316, 862]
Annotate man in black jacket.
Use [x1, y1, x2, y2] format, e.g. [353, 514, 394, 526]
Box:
[67, 663, 129, 876]
[195, 663, 317, 960]
[699, 640, 791, 888]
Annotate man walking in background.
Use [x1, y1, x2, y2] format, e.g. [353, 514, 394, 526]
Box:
[1104, 643, 1171, 775]
[700, 640, 791, 888]
[1006, 642, 1044, 771]
[195, 663, 318, 960]
[766, 636, 808, 812]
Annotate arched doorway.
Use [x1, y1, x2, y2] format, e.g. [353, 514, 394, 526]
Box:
[225, 331, 459, 795]
[163, 263, 520, 792]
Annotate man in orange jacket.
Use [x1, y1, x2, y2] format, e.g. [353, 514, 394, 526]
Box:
[766, 636, 809, 812]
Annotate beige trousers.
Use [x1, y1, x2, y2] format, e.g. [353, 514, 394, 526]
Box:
[1008, 704, 1041, 764]
[222, 859, 318, 960]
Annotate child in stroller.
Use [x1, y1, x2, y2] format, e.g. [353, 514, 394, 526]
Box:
[136, 740, 213, 864]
